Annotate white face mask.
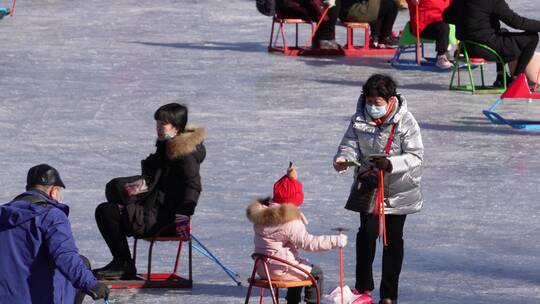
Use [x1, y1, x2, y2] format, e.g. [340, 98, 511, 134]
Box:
[366, 104, 387, 118]
[163, 132, 176, 140]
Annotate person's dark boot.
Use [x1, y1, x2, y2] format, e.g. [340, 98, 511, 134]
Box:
[93, 259, 137, 280]
[493, 73, 513, 87]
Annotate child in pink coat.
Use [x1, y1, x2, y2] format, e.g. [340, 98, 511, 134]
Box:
[246, 166, 347, 304]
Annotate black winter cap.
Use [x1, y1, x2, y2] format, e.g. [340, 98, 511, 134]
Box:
[26, 164, 66, 188]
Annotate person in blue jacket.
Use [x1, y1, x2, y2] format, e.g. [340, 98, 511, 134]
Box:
[0, 164, 109, 304]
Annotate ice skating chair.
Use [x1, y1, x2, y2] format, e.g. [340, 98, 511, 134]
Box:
[244, 253, 320, 304]
[450, 40, 508, 94]
[268, 14, 315, 56]
[483, 73, 540, 130]
[390, 22, 456, 70]
[105, 220, 193, 289]
[337, 21, 396, 57]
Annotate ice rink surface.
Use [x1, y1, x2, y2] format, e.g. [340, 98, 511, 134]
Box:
[1, 0, 539, 303]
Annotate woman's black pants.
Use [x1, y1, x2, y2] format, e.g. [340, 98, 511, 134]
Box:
[95, 202, 133, 261]
[355, 213, 407, 301]
[420, 22, 450, 56]
[370, 0, 398, 39]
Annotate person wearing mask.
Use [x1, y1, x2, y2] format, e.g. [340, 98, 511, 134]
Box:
[93, 103, 206, 279]
[333, 74, 423, 304]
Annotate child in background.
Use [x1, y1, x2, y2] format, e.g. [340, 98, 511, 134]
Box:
[246, 166, 347, 304]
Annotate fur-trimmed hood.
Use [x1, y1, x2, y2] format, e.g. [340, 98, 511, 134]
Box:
[166, 126, 206, 160]
[246, 199, 302, 226]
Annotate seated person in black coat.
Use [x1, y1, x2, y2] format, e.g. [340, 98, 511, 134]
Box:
[444, 0, 540, 86]
[93, 103, 206, 280]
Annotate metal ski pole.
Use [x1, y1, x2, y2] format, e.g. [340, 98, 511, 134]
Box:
[191, 235, 242, 285]
[192, 243, 238, 278]
[332, 227, 349, 304]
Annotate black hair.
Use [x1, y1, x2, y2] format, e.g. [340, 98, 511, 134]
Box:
[362, 74, 397, 101]
[154, 103, 188, 132]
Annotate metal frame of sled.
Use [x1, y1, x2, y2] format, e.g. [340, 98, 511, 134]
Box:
[101, 222, 241, 289]
[483, 73, 540, 130]
[450, 40, 508, 94]
[244, 253, 320, 304]
[267, 16, 395, 57]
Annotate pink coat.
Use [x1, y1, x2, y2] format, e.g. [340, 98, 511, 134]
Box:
[246, 200, 341, 281]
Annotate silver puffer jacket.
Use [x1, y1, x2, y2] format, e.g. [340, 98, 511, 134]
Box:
[334, 94, 424, 215]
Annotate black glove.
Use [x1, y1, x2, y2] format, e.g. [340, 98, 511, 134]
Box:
[358, 171, 378, 189]
[371, 157, 393, 172]
[88, 282, 109, 300]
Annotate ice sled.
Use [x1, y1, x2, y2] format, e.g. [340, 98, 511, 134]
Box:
[390, 22, 457, 72]
[101, 220, 241, 289]
[483, 73, 540, 130]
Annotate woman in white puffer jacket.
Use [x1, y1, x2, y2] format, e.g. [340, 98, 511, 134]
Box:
[333, 74, 423, 304]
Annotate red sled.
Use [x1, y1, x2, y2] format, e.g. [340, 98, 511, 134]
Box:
[101, 223, 193, 289]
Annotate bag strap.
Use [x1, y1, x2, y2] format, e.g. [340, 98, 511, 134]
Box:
[384, 124, 396, 155]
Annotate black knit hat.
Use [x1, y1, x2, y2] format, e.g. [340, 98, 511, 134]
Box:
[26, 164, 66, 188]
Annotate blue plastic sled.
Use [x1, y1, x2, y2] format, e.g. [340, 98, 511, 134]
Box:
[483, 73, 540, 130]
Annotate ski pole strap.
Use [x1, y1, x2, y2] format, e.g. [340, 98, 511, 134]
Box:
[376, 124, 395, 246]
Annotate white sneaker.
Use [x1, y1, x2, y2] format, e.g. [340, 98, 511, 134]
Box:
[436, 54, 453, 69]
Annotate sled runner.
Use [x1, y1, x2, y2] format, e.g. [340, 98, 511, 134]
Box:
[483, 73, 540, 130]
[102, 220, 241, 289]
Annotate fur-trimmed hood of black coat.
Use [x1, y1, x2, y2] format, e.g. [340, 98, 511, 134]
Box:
[166, 127, 206, 161]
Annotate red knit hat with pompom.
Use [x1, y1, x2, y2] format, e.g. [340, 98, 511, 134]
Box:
[273, 167, 304, 206]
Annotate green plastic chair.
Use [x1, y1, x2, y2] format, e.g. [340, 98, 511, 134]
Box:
[449, 40, 508, 94]
[390, 22, 456, 65]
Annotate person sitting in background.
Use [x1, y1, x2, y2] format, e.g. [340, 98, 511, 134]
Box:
[444, 0, 540, 86]
[277, 0, 341, 49]
[0, 164, 109, 304]
[340, 0, 399, 49]
[93, 103, 206, 280]
[246, 166, 347, 304]
[406, 0, 453, 69]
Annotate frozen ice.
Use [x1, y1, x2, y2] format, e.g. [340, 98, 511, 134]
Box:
[1, 0, 539, 303]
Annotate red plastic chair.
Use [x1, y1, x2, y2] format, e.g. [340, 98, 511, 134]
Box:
[268, 15, 315, 56]
[107, 221, 193, 289]
[244, 253, 320, 304]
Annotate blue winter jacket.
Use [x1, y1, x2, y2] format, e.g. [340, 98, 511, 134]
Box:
[0, 190, 97, 303]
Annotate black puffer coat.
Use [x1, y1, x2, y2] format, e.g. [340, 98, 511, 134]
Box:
[276, 0, 324, 21]
[444, 0, 540, 60]
[141, 127, 206, 217]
